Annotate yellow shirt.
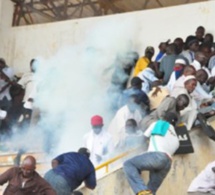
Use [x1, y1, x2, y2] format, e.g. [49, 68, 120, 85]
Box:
[133, 57, 150, 76]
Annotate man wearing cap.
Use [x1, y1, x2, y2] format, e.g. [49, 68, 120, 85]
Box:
[173, 65, 196, 89]
[44, 148, 96, 195]
[124, 112, 180, 195]
[133, 46, 154, 76]
[83, 115, 113, 166]
[182, 35, 199, 64]
[166, 58, 187, 91]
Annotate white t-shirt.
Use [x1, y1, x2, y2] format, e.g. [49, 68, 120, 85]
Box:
[144, 121, 179, 158]
[83, 129, 113, 166]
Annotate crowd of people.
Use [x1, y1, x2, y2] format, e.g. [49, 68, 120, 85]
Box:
[0, 25, 215, 194]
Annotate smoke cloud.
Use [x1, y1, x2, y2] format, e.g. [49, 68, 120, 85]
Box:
[11, 17, 138, 158]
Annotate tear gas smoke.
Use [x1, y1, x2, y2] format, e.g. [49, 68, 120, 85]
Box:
[10, 17, 138, 158]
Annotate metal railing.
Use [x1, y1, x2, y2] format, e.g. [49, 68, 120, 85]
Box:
[95, 147, 140, 173]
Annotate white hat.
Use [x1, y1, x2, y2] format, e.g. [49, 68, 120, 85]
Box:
[2, 67, 14, 80]
[175, 59, 186, 65]
[184, 75, 196, 83]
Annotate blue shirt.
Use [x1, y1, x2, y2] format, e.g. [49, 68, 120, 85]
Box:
[53, 152, 96, 191]
[119, 88, 149, 108]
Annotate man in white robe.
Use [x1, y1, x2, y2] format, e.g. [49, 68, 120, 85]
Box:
[108, 95, 143, 146]
[84, 115, 113, 166]
[188, 161, 215, 195]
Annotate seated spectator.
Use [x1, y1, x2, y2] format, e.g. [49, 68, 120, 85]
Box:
[182, 36, 199, 64]
[174, 37, 184, 55]
[199, 42, 212, 62]
[108, 94, 143, 145]
[116, 119, 144, 151]
[156, 43, 178, 84]
[188, 161, 215, 195]
[138, 62, 162, 93]
[204, 33, 215, 51]
[0, 155, 56, 195]
[118, 77, 149, 110]
[191, 51, 211, 79]
[133, 46, 154, 76]
[208, 55, 215, 71]
[155, 39, 170, 62]
[83, 115, 113, 166]
[192, 69, 211, 105]
[171, 76, 198, 130]
[195, 26, 205, 44]
[140, 94, 189, 131]
[174, 65, 196, 88]
[124, 112, 179, 195]
[44, 148, 96, 195]
[166, 58, 187, 91]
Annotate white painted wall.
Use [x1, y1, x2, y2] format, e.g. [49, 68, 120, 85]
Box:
[0, 1, 214, 74]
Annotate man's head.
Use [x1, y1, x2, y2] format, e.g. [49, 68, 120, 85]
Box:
[78, 147, 90, 158]
[163, 112, 178, 127]
[158, 40, 170, 53]
[131, 77, 143, 89]
[174, 59, 186, 79]
[91, 115, 103, 135]
[125, 119, 137, 134]
[204, 33, 214, 44]
[199, 43, 212, 61]
[176, 94, 190, 111]
[175, 58, 186, 67]
[183, 65, 196, 76]
[184, 76, 197, 93]
[0, 58, 6, 70]
[196, 69, 208, 85]
[194, 51, 207, 66]
[195, 26, 205, 41]
[21, 156, 36, 178]
[174, 37, 184, 54]
[166, 43, 178, 55]
[144, 46, 155, 60]
[185, 35, 199, 51]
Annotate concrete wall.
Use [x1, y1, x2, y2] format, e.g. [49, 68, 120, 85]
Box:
[0, 1, 215, 74]
[79, 129, 215, 195]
